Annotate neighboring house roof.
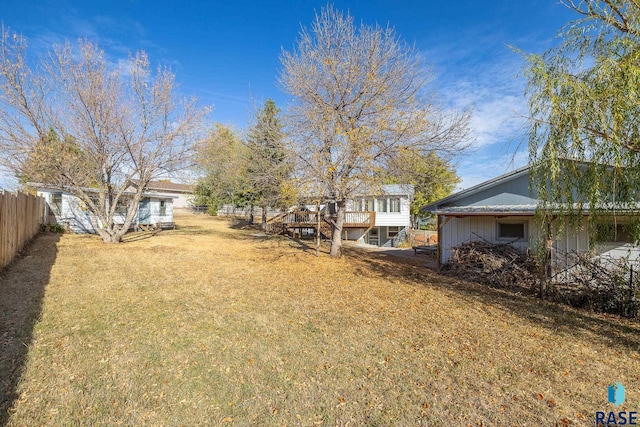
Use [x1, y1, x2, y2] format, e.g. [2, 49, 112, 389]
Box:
[351, 184, 414, 198]
[132, 180, 194, 193]
[29, 183, 178, 199]
[376, 184, 414, 198]
[300, 184, 415, 202]
[420, 165, 536, 215]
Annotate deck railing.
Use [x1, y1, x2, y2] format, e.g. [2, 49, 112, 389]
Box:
[344, 211, 375, 227]
[266, 210, 375, 231]
[282, 211, 323, 225]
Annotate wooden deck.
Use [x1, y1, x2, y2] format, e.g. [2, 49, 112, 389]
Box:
[266, 211, 375, 237]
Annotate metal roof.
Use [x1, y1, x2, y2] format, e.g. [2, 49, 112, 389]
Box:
[430, 204, 538, 215]
[421, 165, 531, 213]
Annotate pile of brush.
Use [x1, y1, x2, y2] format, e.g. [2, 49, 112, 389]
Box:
[442, 241, 540, 292]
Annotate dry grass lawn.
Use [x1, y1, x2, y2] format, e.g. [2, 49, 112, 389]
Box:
[1, 213, 640, 426]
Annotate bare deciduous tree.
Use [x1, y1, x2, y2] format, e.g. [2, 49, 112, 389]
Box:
[0, 30, 207, 242]
[280, 5, 471, 257]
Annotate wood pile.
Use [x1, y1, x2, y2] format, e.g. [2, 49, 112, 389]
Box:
[444, 241, 638, 317]
[442, 241, 539, 292]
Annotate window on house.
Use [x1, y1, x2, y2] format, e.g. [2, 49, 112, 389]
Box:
[363, 199, 374, 212]
[376, 198, 387, 213]
[389, 198, 400, 213]
[115, 199, 129, 215]
[387, 226, 401, 238]
[497, 222, 526, 239]
[50, 192, 62, 215]
[159, 200, 167, 216]
[88, 195, 100, 209]
[367, 227, 380, 245]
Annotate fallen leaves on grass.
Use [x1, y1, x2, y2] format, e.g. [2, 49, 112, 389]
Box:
[2, 214, 639, 426]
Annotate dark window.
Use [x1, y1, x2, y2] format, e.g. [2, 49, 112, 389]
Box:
[88, 196, 100, 209]
[498, 222, 525, 239]
[50, 192, 62, 215]
[115, 199, 129, 215]
[387, 226, 401, 238]
[389, 198, 400, 213]
[159, 200, 167, 216]
[596, 223, 634, 243]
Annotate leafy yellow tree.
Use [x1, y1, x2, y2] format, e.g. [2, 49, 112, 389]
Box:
[280, 6, 471, 257]
[193, 124, 250, 215]
[382, 149, 460, 227]
[0, 30, 207, 242]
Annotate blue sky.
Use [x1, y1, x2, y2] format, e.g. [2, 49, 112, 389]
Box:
[0, 0, 577, 190]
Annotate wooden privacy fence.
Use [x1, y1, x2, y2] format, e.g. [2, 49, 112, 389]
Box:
[0, 190, 46, 270]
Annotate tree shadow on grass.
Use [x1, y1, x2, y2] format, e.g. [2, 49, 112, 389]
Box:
[348, 249, 640, 353]
[168, 224, 218, 237]
[121, 230, 160, 243]
[0, 233, 59, 426]
[227, 217, 264, 231]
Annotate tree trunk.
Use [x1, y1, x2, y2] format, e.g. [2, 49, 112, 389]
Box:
[330, 201, 346, 258]
[248, 204, 254, 224]
[261, 205, 268, 230]
[98, 227, 123, 243]
[95, 191, 143, 244]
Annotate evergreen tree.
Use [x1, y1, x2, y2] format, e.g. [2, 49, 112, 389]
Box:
[245, 99, 294, 228]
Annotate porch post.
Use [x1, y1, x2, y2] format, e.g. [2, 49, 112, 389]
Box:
[436, 214, 442, 272]
[316, 200, 320, 257]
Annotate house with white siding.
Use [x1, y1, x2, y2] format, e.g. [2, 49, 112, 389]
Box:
[269, 184, 414, 247]
[34, 184, 176, 233]
[421, 165, 640, 268]
[346, 184, 414, 247]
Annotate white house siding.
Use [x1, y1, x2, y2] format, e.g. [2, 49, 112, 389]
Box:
[551, 217, 590, 254]
[596, 243, 640, 262]
[172, 193, 191, 209]
[439, 215, 533, 264]
[138, 197, 174, 224]
[148, 197, 174, 224]
[346, 195, 411, 227]
[374, 196, 411, 228]
[37, 189, 174, 234]
[375, 213, 410, 227]
[38, 190, 101, 233]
